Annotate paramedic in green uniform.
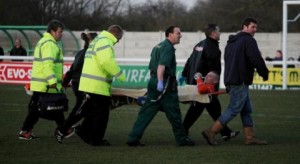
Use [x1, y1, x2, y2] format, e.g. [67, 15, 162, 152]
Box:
[126, 26, 195, 146]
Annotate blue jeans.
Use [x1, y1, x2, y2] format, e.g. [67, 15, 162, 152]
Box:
[219, 85, 254, 127]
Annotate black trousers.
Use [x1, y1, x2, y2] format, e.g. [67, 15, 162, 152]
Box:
[61, 82, 88, 134]
[21, 92, 65, 132]
[183, 96, 232, 136]
[76, 93, 111, 146]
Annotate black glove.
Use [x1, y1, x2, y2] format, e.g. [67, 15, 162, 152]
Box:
[265, 56, 272, 61]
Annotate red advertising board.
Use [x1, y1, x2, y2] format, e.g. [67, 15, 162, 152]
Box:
[0, 62, 71, 84]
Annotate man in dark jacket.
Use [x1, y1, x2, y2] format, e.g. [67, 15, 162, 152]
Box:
[202, 18, 269, 146]
[58, 32, 97, 141]
[10, 38, 27, 61]
[181, 24, 239, 141]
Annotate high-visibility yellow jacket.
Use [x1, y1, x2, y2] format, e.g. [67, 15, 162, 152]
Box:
[30, 32, 63, 93]
[79, 30, 125, 96]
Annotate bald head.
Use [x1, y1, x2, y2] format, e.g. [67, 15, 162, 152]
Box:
[15, 38, 22, 47]
[205, 71, 220, 84]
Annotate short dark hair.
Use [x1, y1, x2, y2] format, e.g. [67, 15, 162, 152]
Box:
[108, 25, 123, 40]
[47, 20, 65, 33]
[165, 26, 178, 37]
[241, 17, 257, 29]
[204, 24, 218, 37]
[277, 50, 282, 55]
[81, 32, 97, 49]
[108, 25, 123, 34]
[88, 32, 98, 40]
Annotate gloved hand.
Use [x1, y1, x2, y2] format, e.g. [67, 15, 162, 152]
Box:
[157, 80, 164, 92]
[178, 76, 186, 86]
[137, 96, 147, 106]
[117, 74, 126, 82]
[265, 56, 272, 61]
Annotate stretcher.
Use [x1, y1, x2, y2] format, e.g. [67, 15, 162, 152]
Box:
[111, 85, 218, 105]
[25, 84, 225, 110]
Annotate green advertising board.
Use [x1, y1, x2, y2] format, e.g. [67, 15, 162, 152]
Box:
[112, 65, 183, 88]
[113, 65, 300, 90]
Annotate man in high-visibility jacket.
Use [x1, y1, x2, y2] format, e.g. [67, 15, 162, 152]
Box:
[76, 25, 126, 146]
[18, 20, 71, 143]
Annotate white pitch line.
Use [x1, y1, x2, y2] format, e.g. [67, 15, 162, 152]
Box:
[0, 103, 25, 106]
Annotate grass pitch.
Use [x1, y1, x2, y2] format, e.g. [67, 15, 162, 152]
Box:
[0, 84, 300, 163]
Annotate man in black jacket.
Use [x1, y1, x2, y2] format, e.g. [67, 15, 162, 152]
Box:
[10, 38, 27, 61]
[202, 18, 269, 146]
[181, 24, 239, 141]
[57, 32, 97, 142]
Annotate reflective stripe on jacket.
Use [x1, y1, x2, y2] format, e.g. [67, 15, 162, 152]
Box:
[79, 30, 123, 96]
[30, 32, 63, 93]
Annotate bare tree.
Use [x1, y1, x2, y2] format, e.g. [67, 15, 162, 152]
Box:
[189, 0, 285, 32]
[121, 0, 187, 31]
[0, 0, 299, 32]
